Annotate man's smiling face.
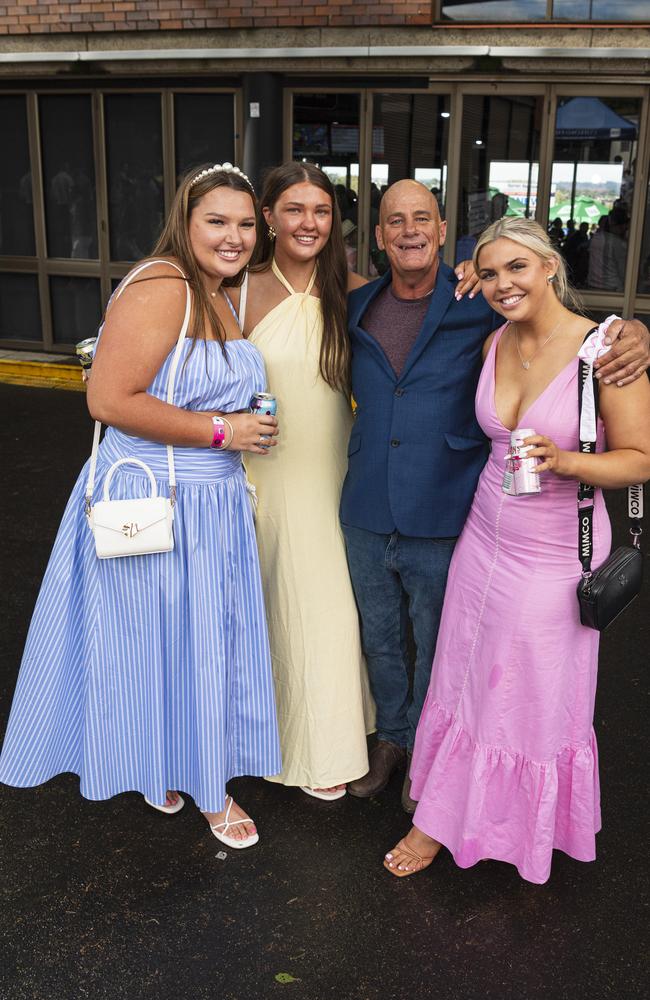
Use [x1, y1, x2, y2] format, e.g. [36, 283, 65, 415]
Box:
[376, 180, 447, 284]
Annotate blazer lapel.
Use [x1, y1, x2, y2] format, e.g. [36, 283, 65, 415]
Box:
[399, 263, 457, 381]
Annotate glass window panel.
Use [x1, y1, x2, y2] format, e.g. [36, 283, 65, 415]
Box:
[370, 94, 451, 276]
[292, 93, 361, 272]
[174, 93, 235, 182]
[50, 276, 102, 345]
[441, 1, 547, 20]
[550, 96, 639, 292]
[0, 97, 35, 257]
[40, 95, 98, 261]
[455, 95, 541, 264]
[105, 94, 164, 261]
[0, 273, 41, 341]
[553, 1, 650, 20]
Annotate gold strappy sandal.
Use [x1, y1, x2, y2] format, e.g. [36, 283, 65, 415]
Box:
[383, 837, 439, 878]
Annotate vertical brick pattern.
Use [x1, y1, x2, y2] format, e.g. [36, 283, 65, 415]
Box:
[0, 1, 432, 35]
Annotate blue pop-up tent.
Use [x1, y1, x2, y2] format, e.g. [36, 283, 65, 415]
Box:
[555, 97, 637, 140]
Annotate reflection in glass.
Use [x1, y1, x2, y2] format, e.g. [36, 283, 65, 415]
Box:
[0, 98, 35, 256]
[369, 94, 451, 276]
[441, 1, 547, 20]
[0, 273, 41, 340]
[40, 95, 97, 260]
[455, 95, 541, 263]
[174, 94, 235, 181]
[50, 276, 102, 345]
[550, 96, 639, 292]
[553, 1, 650, 20]
[292, 93, 361, 272]
[105, 94, 164, 261]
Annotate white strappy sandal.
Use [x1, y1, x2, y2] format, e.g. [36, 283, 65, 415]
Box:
[209, 795, 259, 850]
[144, 792, 185, 815]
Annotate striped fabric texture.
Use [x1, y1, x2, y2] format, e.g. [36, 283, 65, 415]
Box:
[0, 335, 281, 812]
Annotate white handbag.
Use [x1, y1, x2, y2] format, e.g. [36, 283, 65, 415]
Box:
[84, 259, 192, 560]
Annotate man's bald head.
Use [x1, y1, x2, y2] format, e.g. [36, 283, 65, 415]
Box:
[376, 179, 446, 294]
[379, 179, 441, 227]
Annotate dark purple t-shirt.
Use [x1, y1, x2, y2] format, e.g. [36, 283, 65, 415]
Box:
[361, 283, 431, 377]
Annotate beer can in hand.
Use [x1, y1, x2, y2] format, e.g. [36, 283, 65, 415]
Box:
[249, 392, 277, 448]
[502, 427, 541, 496]
[75, 337, 97, 372]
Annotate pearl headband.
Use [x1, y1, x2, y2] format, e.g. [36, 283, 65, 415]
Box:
[189, 162, 255, 193]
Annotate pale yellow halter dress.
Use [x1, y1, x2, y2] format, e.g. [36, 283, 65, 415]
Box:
[244, 260, 374, 788]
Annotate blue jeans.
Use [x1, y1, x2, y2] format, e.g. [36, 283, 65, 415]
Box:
[342, 524, 456, 751]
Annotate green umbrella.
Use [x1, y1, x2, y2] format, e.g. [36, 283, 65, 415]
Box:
[549, 195, 609, 225]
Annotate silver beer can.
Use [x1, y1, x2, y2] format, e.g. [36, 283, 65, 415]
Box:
[503, 427, 541, 496]
[75, 337, 97, 372]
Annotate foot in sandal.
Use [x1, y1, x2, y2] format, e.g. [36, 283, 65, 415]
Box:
[384, 825, 442, 877]
[204, 795, 259, 849]
[144, 790, 185, 814]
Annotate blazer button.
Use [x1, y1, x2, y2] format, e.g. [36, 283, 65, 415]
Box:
[394, 388, 404, 397]
[391, 439, 400, 448]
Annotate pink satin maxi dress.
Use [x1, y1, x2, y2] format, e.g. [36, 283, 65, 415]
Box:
[409, 324, 611, 884]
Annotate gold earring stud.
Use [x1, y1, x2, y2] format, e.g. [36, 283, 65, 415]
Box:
[267, 225, 277, 240]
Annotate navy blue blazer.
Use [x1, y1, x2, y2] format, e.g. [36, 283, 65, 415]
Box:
[340, 263, 501, 538]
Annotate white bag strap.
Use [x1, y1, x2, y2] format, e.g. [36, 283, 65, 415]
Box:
[85, 259, 192, 514]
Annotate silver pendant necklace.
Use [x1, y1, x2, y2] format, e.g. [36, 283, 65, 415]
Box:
[513, 320, 562, 370]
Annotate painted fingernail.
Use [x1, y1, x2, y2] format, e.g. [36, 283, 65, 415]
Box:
[455, 293, 461, 301]
[617, 381, 623, 386]
[469, 292, 475, 299]
[604, 378, 611, 384]
[604, 337, 612, 345]
[595, 371, 602, 378]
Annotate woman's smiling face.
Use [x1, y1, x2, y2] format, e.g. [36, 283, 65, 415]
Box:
[188, 185, 256, 282]
[477, 237, 559, 321]
[263, 181, 333, 262]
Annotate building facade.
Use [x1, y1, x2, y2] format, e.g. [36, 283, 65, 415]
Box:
[1, 0, 649, 351]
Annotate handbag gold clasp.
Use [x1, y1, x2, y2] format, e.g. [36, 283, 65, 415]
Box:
[121, 522, 139, 538]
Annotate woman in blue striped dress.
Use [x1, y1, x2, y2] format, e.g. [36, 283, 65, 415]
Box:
[0, 164, 281, 848]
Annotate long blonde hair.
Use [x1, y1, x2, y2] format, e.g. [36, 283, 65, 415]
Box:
[473, 216, 583, 314]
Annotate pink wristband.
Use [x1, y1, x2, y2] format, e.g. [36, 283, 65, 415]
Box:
[210, 416, 226, 449]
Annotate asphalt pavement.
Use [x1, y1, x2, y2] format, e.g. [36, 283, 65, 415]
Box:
[0, 382, 648, 1000]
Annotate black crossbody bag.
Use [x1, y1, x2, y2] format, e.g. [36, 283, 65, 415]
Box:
[576, 353, 644, 631]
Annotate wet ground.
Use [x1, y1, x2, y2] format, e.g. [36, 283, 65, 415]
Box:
[0, 382, 648, 1000]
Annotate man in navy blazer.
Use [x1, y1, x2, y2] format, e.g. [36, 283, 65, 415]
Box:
[341, 179, 649, 812]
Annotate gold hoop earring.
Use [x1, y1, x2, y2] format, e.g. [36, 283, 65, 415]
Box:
[267, 225, 277, 240]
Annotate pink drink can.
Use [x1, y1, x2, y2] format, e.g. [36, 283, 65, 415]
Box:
[502, 427, 541, 496]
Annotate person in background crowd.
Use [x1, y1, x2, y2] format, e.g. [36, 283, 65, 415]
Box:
[384, 217, 650, 882]
[342, 179, 650, 817]
[0, 164, 281, 850]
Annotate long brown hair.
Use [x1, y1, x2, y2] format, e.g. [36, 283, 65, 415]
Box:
[251, 162, 350, 393]
[145, 163, 256, 355]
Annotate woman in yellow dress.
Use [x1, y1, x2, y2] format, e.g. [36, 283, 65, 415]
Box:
[227, 162, 374, 799]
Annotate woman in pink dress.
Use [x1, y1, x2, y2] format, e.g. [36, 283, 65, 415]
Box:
[384, 217, 650, 884]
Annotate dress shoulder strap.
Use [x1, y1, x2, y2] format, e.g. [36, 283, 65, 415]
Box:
[271, 257, 317, 297]
[238, 270, 249, 330]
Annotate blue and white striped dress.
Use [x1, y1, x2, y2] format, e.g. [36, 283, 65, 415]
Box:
[0, 335, 282, 812]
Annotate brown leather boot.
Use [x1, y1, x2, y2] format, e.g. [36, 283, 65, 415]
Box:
[348, 741, 407, 798]
[401, 752, 417, 814]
